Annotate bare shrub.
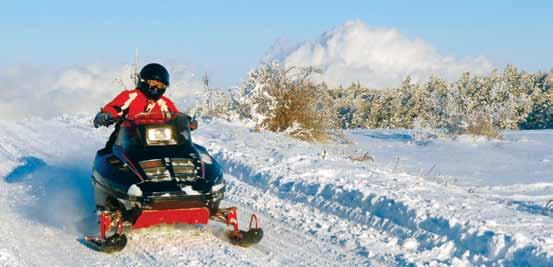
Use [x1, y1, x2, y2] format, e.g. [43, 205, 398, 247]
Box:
[240, 61, 339, 142]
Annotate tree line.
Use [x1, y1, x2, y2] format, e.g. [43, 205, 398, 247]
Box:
[195, 62, 553, 141]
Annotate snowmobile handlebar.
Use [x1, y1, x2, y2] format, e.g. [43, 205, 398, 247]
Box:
[116, 112, 198, 130]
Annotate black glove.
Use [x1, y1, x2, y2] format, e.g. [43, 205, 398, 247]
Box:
[94, 112, 114, 128]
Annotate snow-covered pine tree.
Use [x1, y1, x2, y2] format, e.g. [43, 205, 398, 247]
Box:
[191, 72, 239, 121]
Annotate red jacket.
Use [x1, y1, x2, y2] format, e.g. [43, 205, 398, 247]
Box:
[101, 89, 179, 118]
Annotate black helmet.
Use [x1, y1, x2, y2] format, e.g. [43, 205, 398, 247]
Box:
[137, 63, 170, 100]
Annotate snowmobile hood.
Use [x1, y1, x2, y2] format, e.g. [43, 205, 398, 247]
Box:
[93, 113, 223, 200]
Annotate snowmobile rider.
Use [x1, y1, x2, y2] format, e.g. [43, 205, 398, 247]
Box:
[93, 63, 179, 149]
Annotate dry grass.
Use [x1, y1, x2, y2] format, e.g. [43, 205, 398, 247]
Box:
[466, 118, 503, 139]
[347, 152, 374, 162]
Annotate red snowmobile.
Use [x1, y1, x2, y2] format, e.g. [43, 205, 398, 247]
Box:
[85, 112, 263, 253]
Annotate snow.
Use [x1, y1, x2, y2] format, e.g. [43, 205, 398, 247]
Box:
[0, 64, 205, 120]
[128, 184, 143, 197]
[347, 129, 553, 187]
[181, 185, 201, 195]
[0, 115, 552, 266]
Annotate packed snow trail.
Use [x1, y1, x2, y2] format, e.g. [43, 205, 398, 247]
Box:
[0, 115, 552, 266]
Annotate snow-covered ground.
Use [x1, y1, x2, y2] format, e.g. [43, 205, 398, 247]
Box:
[0, 115, 552, 266]
[347, 129, 553, 186]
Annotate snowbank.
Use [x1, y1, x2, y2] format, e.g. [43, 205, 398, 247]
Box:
[196, 119, 553, 266]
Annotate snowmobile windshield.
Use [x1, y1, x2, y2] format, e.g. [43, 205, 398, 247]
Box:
[115, 113, 193, 149]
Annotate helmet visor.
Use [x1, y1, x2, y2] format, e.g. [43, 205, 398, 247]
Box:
[143, 79, 168, 90]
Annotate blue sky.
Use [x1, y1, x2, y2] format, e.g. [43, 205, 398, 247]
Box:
[1, 0, 552, 87]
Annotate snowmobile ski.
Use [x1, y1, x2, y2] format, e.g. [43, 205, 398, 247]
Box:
[226, 213, 263, 247]
[84, 234, 128, 253]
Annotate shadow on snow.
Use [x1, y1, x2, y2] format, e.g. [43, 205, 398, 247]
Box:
[3, 156, 97, 236]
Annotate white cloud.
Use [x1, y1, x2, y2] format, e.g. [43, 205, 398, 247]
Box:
[0, 63, 205, 120]
[264, 20, 494, 88]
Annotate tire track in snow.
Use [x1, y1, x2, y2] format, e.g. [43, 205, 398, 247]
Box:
[223, 173, 399, 266]
[216, 152, 553, 266]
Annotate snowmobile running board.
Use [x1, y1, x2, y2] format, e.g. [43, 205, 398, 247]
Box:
[84, 207, 263, 253]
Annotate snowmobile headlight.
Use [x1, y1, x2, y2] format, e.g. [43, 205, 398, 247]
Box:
[146, 126, 176, 145]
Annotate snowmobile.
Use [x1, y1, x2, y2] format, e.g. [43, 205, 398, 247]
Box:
[85, 112, 263, 253]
